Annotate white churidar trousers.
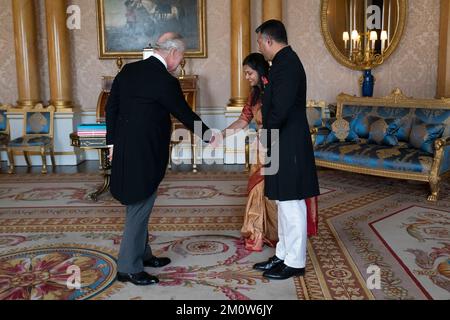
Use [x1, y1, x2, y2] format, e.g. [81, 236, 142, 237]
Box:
[275, 199, 307, 269]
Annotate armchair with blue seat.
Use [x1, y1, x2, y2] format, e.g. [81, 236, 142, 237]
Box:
[7, 104, 56, 174]
[0, 104, 11, 169]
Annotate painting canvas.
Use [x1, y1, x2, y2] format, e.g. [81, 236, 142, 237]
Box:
[97, 0, 206, 58]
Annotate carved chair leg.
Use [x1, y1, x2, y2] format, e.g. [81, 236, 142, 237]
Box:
[50, 147, 56, 170]
[7, 148, 15, 174]
[40, 147, 48, 174]
[23, 151, 31, 168]
[245, 140, 250, 173]
[427, 177, 440, 202]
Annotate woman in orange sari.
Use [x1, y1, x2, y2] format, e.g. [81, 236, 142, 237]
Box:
[222, 53, 276, 251]
[223, 53, 319, 252]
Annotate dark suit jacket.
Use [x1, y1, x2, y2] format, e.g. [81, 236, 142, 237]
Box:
[262, 46, 320, 201]
[106, 57, 210, 205]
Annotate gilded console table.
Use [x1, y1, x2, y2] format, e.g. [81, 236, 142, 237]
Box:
[70, 133, 110, 201]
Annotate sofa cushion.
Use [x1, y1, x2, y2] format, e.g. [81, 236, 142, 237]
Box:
[314, 128, 330, 147]
[351, 113, 373, 138]
[343, 105, 412, 137]
[324, 117, 359, 144]
[395, 116, 413, 142]
[414, 108, 450, 137]
[409, 119, 445, 154]
[315, 142, 434, 174]
[342, 105, 450, 139]
[368, 117, 401, 146]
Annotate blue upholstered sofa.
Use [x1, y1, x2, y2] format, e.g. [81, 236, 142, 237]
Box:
[313, 89, 450, 201]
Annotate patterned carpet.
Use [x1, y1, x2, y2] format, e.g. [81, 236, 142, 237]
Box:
[0, 169, 448, 300]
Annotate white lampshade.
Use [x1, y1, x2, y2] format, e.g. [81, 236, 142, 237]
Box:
[370, 31, 378, 41]
[380, 31, 388, 41]
[343, 32, 350, 41]
[351, 30, 359, 40]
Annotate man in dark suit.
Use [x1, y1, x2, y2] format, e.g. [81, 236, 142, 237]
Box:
[106, 32, 213, 286]
[252, 20, 320, 280]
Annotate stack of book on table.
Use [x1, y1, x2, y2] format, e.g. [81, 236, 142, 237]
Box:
[75, 123, 107, 148]
[77, 123, 106, 137]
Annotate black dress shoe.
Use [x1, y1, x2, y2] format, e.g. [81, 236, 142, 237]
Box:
[263, 263, 305, 280]
[143, 256, 171, 268]
[253, 255, 284, 271]
[116, 271, 159, 286]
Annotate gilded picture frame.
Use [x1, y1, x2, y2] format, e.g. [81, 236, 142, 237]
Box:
[97, 0, 207, 59]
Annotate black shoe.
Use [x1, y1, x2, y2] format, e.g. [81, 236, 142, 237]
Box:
[263, 263, 305, 280]
[143, 256, 171, 268]
[116, 271, 159, 286]
[253, 255, 284, 271]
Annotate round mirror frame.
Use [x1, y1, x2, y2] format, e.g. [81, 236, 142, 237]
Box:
[320, 0, 408, 71]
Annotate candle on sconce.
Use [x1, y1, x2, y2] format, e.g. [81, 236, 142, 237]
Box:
[351, 30, 359, 51]
[370, 31, 378, 50]
[343, 32, 350, 49]
[380, 31, 388, 52]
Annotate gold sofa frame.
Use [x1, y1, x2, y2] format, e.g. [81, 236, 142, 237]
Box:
[315, 89, 450, 202]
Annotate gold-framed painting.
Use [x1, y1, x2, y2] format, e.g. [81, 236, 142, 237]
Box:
[97, 0, 207, 59]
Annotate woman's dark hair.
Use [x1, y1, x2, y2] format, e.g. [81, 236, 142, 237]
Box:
[243, 53, 270, 106]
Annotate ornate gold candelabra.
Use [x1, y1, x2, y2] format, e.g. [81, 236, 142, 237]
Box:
[343, 30, 388, 96]
[348, 32, 385, 70]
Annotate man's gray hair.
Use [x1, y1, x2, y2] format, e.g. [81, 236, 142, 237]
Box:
[154, 33, 186, 52]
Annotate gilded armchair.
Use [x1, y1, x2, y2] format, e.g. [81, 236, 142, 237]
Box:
[7, 104, 56, 174]
[0, 104, 11, 169]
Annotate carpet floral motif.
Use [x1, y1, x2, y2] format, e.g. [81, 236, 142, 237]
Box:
[0, 245, 116, 300]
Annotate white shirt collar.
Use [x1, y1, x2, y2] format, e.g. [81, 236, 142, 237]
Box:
[152, 52, 168, 70]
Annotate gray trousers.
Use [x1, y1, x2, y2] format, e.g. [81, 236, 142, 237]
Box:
[117, 192, 157, 274]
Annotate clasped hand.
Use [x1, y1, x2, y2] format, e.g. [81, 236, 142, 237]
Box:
[108, 131, 223, 164]
[208, 130, 224, 148]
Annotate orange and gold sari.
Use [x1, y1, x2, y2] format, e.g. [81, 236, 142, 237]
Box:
[239, 97, 319, 252]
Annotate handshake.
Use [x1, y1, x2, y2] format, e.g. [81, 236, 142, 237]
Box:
[207, 130, 225, 148]
[108, 129, 226, 163]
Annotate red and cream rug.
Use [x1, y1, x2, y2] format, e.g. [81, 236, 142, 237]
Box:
[0, 170, 448, 300]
